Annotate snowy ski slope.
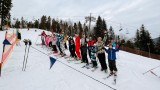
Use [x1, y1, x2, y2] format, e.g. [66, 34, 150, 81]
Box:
[0, 29, 160, 90]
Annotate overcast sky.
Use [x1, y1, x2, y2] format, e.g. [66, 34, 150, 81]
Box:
[11, 0, 160, 38]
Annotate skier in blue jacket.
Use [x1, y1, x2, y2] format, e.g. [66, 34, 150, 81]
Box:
[104, 43, 121, 75]
[56, 34, 63, 55]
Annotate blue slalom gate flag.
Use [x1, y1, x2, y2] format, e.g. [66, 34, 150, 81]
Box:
[49, 57, 56, 69]
[3, 39, 11, 45]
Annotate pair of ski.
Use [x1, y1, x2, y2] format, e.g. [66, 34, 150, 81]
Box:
[66, 58, 81, 64]
[150, 71, 160, 79]
[67, 59, 76, 63]
[67, 58, 81, 63]
[81, 65, 98, 71]
[81, 65, 90, 69]
[91, 67, 98, 72]
[22, 39, 32, 71]
[81, 65, 98, 73]
[103, 73, 117, 85]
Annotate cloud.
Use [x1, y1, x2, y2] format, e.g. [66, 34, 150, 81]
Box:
[11, 0, 160, 38]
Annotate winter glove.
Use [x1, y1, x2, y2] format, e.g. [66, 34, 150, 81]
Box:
[23, 39, 28, 45]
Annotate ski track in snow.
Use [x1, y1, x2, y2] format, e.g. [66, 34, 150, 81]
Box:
[0, 29, 160, 90]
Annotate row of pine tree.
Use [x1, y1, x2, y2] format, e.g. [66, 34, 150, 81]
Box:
[13, 15, 160, 54]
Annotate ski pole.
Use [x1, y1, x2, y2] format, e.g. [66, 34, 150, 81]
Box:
[150, 71, 160, 78]
[24, 40, 32, 71]
[143, 65, 160, 75]
[22, 39, 28, 71]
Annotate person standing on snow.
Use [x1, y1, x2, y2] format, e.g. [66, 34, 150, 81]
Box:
[95, 31, 108, 73]
[57, 33, 66, 57]
[90, 44, 98, 68]
[87, 37, 95, 60]
[56, 34, 62, 55]
[63, 35, 68, 49]
[40, 31, 47, 45]
[80, 34, 89, 65]
[60, 39, 66, 57]
[51, 34, 58, 53]
[75, 33, 81, 60]
[16, 29, 21, 46]
[45, 35, 50, 46]
[68, 36, 77, 58]
[68, 36, 72, 56]
[69, 39, 77, 59]
[104, 43, 122, 76]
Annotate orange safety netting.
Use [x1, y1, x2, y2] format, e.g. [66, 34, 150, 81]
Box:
[0, 31, 17, 76]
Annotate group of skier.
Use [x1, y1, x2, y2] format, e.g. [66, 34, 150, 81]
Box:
[40, 30, 122, 76]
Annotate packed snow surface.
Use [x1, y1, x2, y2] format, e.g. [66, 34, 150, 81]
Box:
[0, 29, 160, 90]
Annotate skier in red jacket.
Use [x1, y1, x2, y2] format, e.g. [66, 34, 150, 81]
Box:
[75, 33, 81, 60]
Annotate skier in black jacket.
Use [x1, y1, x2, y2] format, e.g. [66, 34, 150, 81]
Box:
[69, 39, 77, 59]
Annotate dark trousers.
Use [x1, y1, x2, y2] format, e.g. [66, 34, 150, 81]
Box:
[57, 45, 63, 54]
[52, 45, 57, 51]
[98, 53, 107, 70]
[69, 47, 72, 56]
[82, 53, 88, 64]
[64, 43, 67, 49]
[81, 46, 88, 64]
[92, 60, 97, 67]
[70, 48, 77, 58]
[88, 47, 91, 59]
[49, 42, 52, 47]
[108, 60, 117, 72]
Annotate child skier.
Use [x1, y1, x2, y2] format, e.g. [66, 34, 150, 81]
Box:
[45, 35, 50, 46]
[56, 34, 63, 55]
[16, 29, 21, 46]
[87, 37, 95, 59]
[104, 43, 121, 76]
[59, 34, 66, 57]
[63, 35, 68, 49]
[40, 31, 47, 45]
[51, 34, 58, 53]
[90, 44, 98, 68]
[69, 39, 77, 59]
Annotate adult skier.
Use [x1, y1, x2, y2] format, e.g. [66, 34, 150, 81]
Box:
[95, 31, 108, 73]
[75, 33, 81, 60]
[80, 34, 89, 65]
